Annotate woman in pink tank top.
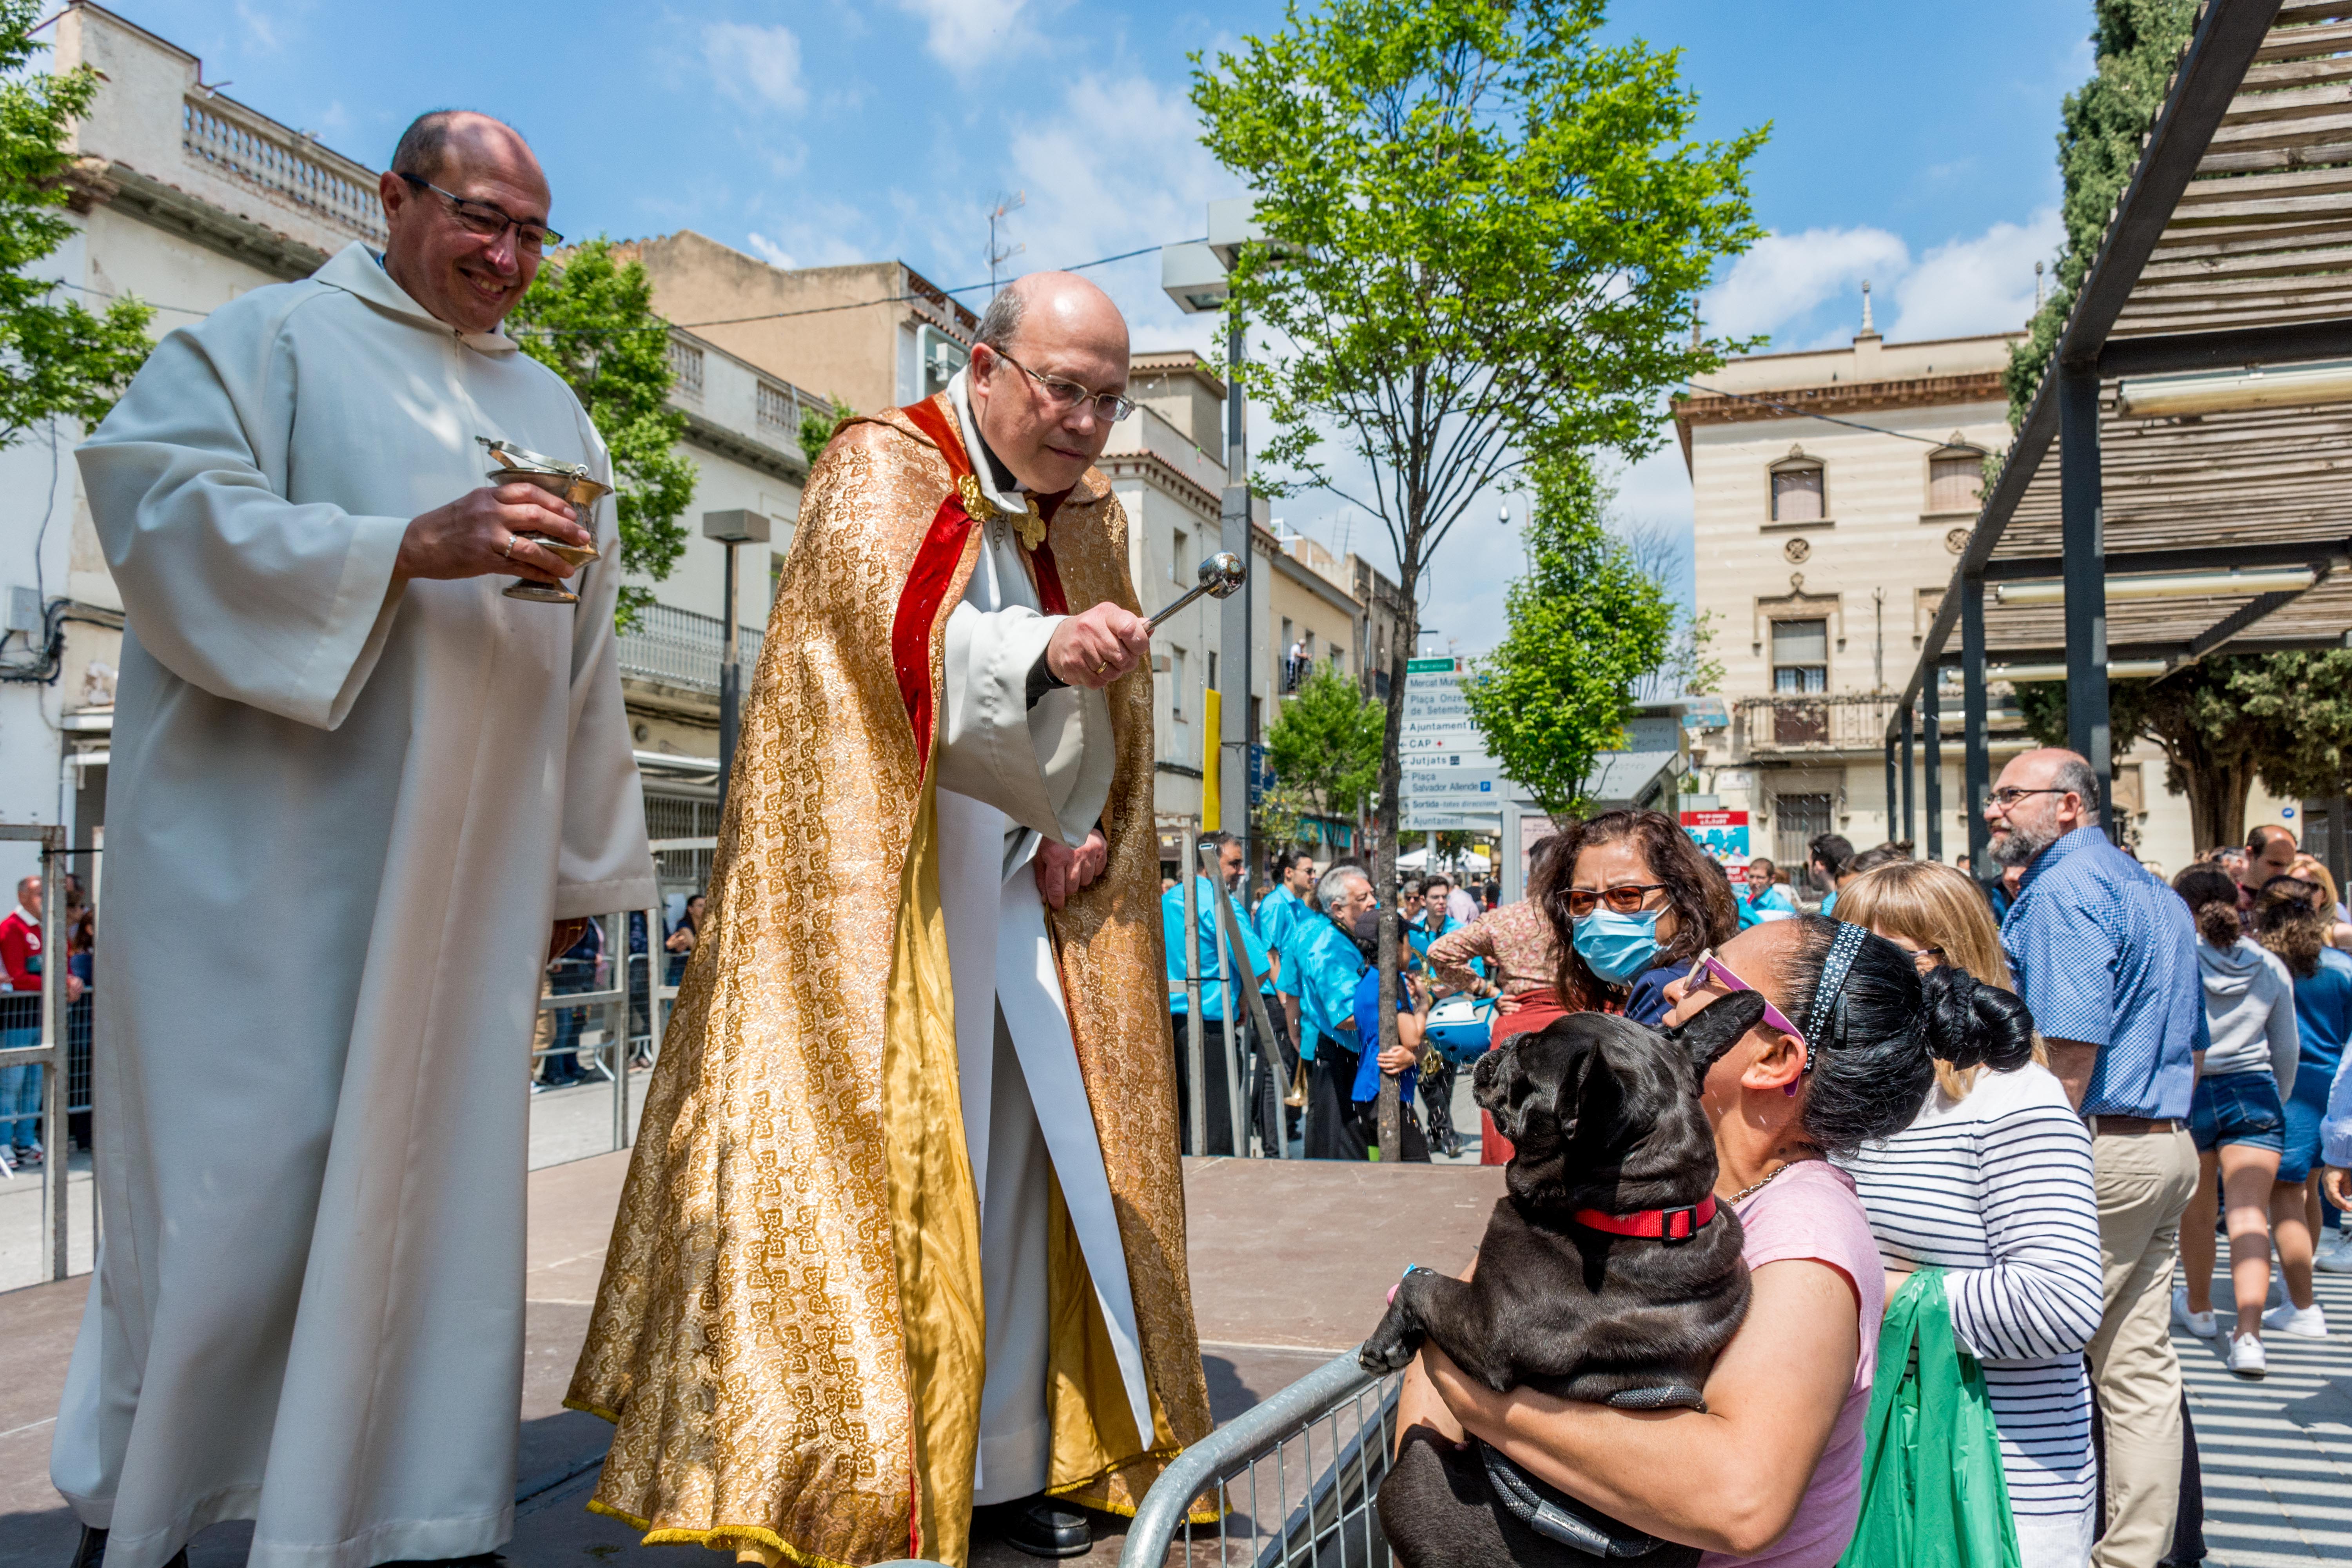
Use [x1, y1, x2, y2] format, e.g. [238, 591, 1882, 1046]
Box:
[1396, 915, 2035, 1566]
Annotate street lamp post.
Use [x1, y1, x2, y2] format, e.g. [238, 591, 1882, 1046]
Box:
[1165, 198, 1288, 905]
[702, 508, 770, 813]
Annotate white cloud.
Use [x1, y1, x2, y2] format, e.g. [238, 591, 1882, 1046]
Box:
[897, 0, 1031, 73]
[1000, 73, 1232, 327]
[1702, 225, 1909, 343]
[703, 22, 807, 114]
[235, 0, 282, 51]
[739, 207, 881, 274]
[1885, 207, 2062, 341]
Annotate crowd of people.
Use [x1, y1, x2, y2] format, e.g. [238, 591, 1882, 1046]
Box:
[0, 871, 94, 1176]
[531, 891, 707, 1091]
[1168, 744, 2352, 1568]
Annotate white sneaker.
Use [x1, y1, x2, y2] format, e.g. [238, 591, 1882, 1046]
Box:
[2228, 1332, 2268, 1379]
[2264, 1300, 2330, 1338]
[2317, 1230, 2352, 1274]
[2172, 1287, 2218, 1339]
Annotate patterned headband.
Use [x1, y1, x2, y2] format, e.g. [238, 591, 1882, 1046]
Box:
[1805, 921, 1869, 1072]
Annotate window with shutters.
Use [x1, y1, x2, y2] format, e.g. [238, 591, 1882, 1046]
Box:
[1773, 793, 1834, 871]
[1770, 618, 1829, 693]
[1927, 446, 1985, 514]
[1769, 461, 1824, 523]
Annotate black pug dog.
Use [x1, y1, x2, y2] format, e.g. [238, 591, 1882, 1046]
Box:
[1359, 991, 1769, 1568]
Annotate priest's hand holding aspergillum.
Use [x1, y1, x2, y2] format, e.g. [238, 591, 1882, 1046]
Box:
[395, 481, 593, 586]
[1045, 601, 1151, 690]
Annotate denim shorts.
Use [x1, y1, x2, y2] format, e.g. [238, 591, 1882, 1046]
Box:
[2189, 1070, 2287, 1154]
[2281, 1094, 2326, 1184]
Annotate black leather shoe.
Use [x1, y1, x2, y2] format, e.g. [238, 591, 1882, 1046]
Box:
[67, 1530, 185, 1568]
[976, 1494, 1092, 1559]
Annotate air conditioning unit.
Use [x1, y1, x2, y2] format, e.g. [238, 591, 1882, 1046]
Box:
[918, 326, 967, 399]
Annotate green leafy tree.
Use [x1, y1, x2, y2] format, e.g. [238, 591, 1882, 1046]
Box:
[0, 0, 154, 444]
[1266, 662, 1385, 832]
[1191, 0, 1762, 934]
[2005, 0, 2198, 423]
[798, 396, 856, 468]
[509, 239, 694, 628]
[1254, 780, 1310, 859]
[2017, 652, 2352, 850]
[1462, 455, 1678, 822]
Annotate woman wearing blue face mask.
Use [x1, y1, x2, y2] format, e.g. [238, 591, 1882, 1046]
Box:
[1537, 808, 1739, 1029]
[1471, 809, 1741, 1165]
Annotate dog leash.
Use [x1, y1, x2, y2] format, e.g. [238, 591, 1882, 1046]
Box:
[1479, 1442, 1679, 1559]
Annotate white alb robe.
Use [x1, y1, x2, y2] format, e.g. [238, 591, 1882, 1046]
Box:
[932, 372, 1153, 1504]
[54, 243, 655, 1568]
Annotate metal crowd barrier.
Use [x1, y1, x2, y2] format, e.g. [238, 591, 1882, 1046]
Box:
[1175, 842, 1289, 1161]
[0, 824, 71, 1281]
[523, 837, 713, 1158]
[1122, 1350, 1402, 1568]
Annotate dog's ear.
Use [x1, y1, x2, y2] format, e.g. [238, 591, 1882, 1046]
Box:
[1662, 991, 1770, 1083]
[1551, 1040, 1621, 1148]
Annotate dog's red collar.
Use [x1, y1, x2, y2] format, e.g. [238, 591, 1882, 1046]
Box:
[1570, 1195, 1716, 1245]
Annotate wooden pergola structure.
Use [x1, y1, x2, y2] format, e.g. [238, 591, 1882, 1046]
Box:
[1893, 0, 2352, 866]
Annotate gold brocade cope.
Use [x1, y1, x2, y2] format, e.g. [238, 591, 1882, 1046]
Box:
[566, 398, 1212, 1568]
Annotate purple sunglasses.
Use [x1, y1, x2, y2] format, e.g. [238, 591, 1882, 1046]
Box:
[1682, 948, 1808, 1049]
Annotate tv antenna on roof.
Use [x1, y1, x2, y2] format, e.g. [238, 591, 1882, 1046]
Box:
[987, 192, 1026, 294]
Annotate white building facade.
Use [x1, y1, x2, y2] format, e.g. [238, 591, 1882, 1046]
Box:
[1680, 307, 2283, 879]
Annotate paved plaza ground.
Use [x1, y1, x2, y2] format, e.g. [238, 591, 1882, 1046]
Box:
[0, 1067, 2345, 1566]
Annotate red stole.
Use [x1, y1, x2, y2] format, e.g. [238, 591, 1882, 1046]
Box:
[889, 396, 1070, 775]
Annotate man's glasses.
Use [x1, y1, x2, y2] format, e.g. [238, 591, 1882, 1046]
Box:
[1682, 948, 1807, 1046]
[398, 174, 563, 253]
[988, 346, 1136, 422]
[1561, 883, 1666, 919]
[1985, 786, 2065, 810]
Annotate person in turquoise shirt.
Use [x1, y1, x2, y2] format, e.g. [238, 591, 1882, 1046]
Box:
[1278, 863, 1382, 1159]
[1161, 832, 1270, 1155]
[1404, 876, 1465, 962]
[1736, 855, 1798, 929]
[1253, 850, 1318, 1146]
[1256, 850, 1316, 957]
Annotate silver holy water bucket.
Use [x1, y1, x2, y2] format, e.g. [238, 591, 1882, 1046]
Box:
[479, 436, 610, 605]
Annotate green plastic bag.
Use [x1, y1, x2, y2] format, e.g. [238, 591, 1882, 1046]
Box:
[1835, 1268, 2022, 1568]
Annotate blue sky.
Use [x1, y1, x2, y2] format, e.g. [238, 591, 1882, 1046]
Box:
[101, 0, 2097, 648]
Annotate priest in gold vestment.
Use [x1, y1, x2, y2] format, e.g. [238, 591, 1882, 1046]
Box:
[569, 273, 1213, 1567]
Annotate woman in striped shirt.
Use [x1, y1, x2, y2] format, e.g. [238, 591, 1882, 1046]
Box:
[1834, 861, 2105, 1568]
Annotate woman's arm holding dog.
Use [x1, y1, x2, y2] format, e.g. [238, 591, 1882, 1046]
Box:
[1419, 1258, 1858, 1558]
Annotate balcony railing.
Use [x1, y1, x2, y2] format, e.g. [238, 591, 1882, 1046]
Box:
[617, 602, 763, 695]
[182, 98, 388, 245]
[1732, 693, 2030, 755]
[1735, 693, 1898, 753]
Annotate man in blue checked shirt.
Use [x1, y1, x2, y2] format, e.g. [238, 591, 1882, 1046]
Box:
[1992, 747, 2201, 1568]
[1162, 831, 1270, 1156]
